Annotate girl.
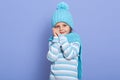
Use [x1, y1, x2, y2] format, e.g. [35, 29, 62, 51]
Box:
[47, 2, 82, 80]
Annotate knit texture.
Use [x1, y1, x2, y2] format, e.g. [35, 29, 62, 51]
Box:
[51, 2, 74, 28]
[47, 35, 80, 80]
[49, 32, 82, 80]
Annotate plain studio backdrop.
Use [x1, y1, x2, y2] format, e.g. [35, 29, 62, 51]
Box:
[0, 0, 120, 80]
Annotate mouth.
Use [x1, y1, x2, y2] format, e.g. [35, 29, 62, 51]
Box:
[60, 32, 65, 34]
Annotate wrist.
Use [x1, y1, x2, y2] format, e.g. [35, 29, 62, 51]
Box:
[52, 36, 59, 42]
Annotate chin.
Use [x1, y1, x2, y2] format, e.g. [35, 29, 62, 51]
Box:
[60, 32, 69, 35]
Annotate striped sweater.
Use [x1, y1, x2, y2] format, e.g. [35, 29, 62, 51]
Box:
[47, 35, 80, 80]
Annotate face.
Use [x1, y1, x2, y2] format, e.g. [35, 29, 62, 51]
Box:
[54, 22, 71, 35]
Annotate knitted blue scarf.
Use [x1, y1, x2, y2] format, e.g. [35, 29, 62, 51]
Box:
[49, 32, 82, 80]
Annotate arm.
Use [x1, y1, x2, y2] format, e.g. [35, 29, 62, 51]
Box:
[47, 37, 60, 62]
[59, 35, 80, 60]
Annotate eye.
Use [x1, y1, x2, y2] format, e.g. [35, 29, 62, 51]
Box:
[55, 25, 60, 28]
[63, 24, 67, 27]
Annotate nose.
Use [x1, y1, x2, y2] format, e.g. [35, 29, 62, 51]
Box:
[59, 26, 63, 30]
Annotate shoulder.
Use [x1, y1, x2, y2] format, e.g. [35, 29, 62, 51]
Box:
[70, 41, 81, 47]
[72, 32, 81, 38]
[66, 32, 81, 43]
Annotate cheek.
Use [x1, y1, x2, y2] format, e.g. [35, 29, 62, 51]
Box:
[67, 28, 71, 32]
[55, 28, 59, 30]
[65, 29, 70, 33]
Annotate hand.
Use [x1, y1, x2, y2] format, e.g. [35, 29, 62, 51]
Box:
[52, 28, 60, 37]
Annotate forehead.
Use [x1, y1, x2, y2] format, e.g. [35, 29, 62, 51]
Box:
[56, 22, 67, 25]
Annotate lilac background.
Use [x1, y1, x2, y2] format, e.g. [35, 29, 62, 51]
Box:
[0, 0, 120, 80]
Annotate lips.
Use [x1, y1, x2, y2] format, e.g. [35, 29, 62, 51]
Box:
[60, 32, 65, 34]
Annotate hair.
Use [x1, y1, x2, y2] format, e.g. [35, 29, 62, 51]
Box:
[69, 27, 72, 33]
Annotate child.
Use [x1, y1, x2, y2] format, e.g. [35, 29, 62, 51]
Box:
[47, 2, 82, 80]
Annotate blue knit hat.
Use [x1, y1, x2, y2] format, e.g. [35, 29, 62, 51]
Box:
[52, 2, 74, 29]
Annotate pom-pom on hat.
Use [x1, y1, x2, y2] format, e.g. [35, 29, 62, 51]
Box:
[52, 2, 74, 29]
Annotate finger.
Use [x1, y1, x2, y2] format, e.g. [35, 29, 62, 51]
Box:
[54, 32, 58, 37]
[52, 28, 57, 36]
